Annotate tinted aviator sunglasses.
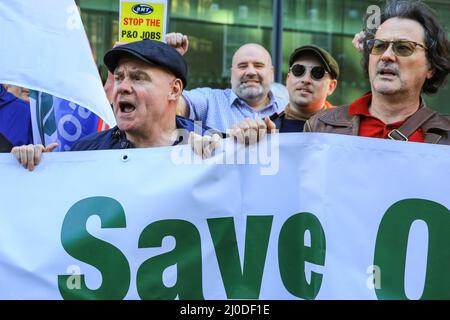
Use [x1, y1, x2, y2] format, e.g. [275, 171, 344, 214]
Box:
[290, 64, 328, 81]
[366, 39, 427, 57]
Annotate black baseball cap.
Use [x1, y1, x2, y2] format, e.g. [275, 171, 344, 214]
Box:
[289, 45, 340, 79]
[104, 39, 188, 88]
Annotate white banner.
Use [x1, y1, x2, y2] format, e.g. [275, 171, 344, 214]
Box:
[0, 0, 116, 127]
[0, 133, 449, 300]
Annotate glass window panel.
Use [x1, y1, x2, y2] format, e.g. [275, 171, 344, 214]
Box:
[78, 0, 118, 12]
[171, 0, 273, 27]
[284, 0, 343, 34]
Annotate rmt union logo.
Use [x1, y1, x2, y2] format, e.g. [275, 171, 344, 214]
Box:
[132, 4, 154, 15]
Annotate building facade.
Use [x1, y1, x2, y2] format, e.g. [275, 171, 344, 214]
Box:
[77, 0, 450, 113]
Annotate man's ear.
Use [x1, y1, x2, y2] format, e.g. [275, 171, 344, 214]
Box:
[425, 58, 435, 79]
[426, 66, 435, 79]
[286, 72, 291, 83]
[168, 78, 183, 101]
[327, 79, 338, 96]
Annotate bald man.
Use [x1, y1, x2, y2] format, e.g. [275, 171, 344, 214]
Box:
[166, 33, 287, 132]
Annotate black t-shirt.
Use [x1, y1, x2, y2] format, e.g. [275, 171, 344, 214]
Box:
[0, 132, 13, 153]
[270, 111, 306, 133]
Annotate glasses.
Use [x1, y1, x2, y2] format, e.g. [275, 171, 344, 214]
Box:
[366, 39, 427, 57]
[290, 64, 328, 81]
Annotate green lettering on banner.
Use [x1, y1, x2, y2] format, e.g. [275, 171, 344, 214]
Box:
[137, 220, 204, 299]
[207, 216, 273, 299]
[58, 197, 130, 300]
[278, 213, 326, 300]
[374, 199, 450, 300]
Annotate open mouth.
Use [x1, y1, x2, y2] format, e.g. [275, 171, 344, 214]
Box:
[119, 102, 136, 113]
[379, 69, 397, 76]
[243, 80, 260, 85]
[298, 88, 312, 94]
[242, 76, 261, 84]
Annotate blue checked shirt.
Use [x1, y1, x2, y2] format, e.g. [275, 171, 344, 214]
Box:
[183, 88, 287, 132]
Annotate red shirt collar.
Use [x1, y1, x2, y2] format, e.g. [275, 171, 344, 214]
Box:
[348, 92, 425, 142]
[348, 93, 373, 117]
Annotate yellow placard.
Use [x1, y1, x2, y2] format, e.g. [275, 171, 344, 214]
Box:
[119, 1, 166, 43]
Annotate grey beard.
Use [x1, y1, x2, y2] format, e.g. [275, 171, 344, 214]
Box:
[236, 84, 265, 102]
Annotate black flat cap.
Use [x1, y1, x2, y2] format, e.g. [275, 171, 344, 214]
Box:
[104, 39, 188, 88]
[289, 45, 340, 80]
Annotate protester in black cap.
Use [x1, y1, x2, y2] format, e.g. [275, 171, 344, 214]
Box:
[225, 45, 339, 145]
[12, 39, 221, 170]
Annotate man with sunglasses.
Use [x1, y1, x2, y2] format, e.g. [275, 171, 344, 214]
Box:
[226, 45, 339, 144]
[267, 45, 338, 133]
[305, 0, 450, 145]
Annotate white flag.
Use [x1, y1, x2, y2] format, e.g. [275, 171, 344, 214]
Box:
[0, 0, 116, 127]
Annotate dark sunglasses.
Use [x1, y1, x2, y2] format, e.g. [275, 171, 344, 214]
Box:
[290, 64, 328, 81]
[366, 39, 427, 57]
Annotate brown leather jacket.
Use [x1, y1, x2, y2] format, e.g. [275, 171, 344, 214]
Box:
[304, 105, 450, 145]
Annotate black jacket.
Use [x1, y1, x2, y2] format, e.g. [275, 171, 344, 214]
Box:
[0, 132, 12, 153]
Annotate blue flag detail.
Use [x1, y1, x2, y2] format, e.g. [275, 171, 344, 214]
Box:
[30, 90, 107, 151]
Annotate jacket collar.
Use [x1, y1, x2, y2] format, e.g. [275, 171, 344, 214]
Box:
[317, 94, 450, 142]
[319, 92, 450, 130]
[111, 126, 134, 148]
[318, 104, 354, 127]
[421, 113, 450, 144]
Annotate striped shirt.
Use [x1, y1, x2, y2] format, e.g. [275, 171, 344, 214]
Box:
[183, 88, 287, 132]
